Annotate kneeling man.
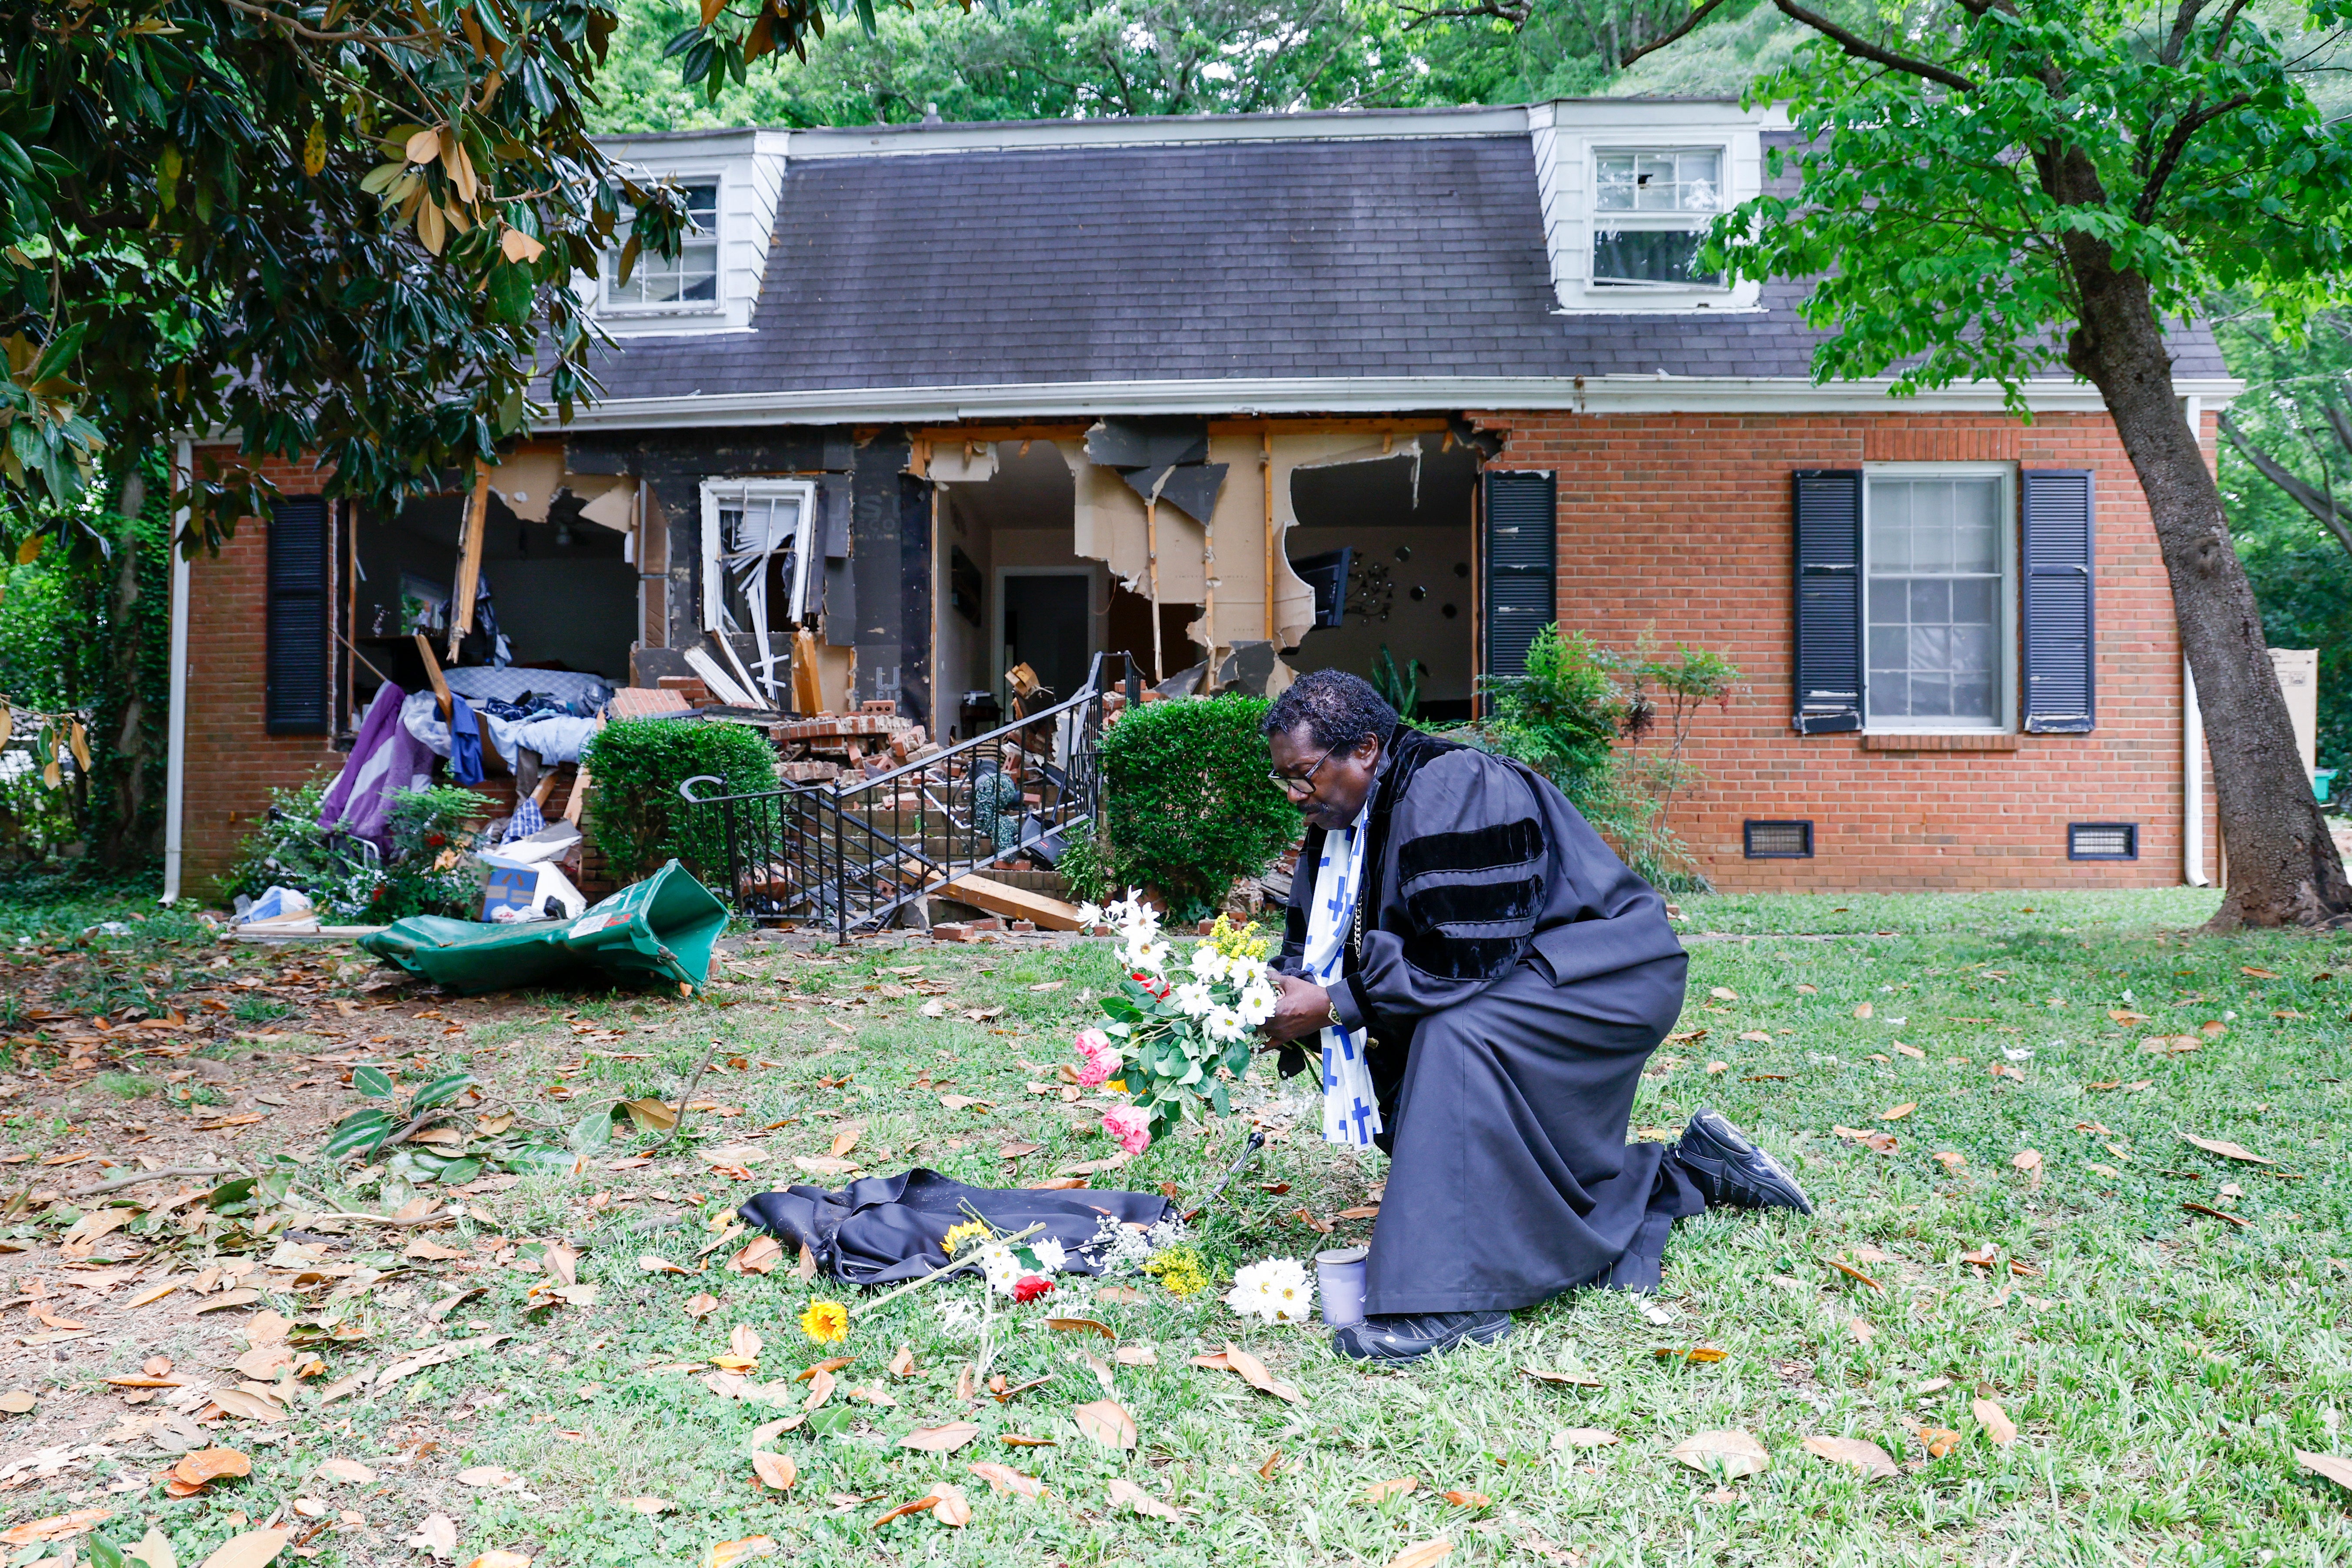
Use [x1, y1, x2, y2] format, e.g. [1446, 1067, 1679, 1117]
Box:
[1260, 669, 1809, 1363]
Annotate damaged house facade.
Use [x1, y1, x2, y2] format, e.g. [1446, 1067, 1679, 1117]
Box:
[166, 99, 2240, 896]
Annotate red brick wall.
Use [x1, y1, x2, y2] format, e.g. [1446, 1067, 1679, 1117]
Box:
[1475, 408, 2220, 893]
[183, 453, 345, 896]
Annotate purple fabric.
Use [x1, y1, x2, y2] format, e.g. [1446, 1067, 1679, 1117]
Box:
[320, 684, 435, 847]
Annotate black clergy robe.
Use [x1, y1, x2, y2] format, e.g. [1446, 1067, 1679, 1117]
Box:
[1275, 725, 1702, 1313]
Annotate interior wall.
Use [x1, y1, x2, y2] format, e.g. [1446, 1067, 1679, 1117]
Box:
[1285, 526, 1476, 709]
[938, 486, 991, 716]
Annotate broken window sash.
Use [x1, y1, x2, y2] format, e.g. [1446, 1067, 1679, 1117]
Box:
[699, 479, 821, 702]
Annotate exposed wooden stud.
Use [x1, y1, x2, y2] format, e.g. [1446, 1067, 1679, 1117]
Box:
[1261, 430, 1276, 643]
[445, 469, 490, 660]
[1145, 495, 1163, 681]
[412, 631, 453, 722]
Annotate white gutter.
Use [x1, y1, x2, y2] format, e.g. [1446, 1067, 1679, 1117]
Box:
[161, 436, 193, 905]
[539, 374, 2248, 432]
[2183, 655, 2209, 888]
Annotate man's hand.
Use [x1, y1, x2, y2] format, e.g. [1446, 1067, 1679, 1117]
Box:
[1260, 972, 1335, 1045]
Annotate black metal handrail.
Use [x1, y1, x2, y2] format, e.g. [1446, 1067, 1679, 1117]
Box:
[681, 651, 1137, 938]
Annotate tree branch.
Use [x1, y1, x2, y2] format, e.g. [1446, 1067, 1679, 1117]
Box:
[2135, 93, 2252, 223]
[2161, 0, 2209, 67]
[1619, 0, 1732, 68]
[1772, 0, 1978, 93]
[2218, 410, 2352, 561]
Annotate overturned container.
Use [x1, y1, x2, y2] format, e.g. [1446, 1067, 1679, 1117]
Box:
[361, 859, 729, 996]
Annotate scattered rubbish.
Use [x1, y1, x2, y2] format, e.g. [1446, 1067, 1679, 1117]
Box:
[362, 859, 727, 995]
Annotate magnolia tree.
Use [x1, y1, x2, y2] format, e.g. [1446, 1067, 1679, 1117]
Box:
[1669, 0, 2352, 929]
[0, 0, 856, 554]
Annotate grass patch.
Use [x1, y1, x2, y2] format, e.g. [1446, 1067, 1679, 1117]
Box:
[96, 1071, 157, 1099]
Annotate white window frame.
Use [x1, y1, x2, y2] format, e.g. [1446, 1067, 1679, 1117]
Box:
[1588, 145, 1726, 291]
[1861, 462, 2019, 735]
[599, 177, 724, 319]
[701, 479, 822, 699]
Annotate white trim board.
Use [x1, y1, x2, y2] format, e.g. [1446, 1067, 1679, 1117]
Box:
[541, 375, 2247, 432]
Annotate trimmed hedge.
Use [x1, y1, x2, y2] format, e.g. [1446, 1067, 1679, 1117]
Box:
[1099, 695, 1298, 924]
[583, 718, 777, 883]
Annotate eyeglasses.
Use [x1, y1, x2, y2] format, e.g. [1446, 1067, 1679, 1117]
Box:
[1269, 748, 1336, 798]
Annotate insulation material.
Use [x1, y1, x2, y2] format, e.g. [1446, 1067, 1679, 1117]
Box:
[480, 451, 632, 529]
[928, 443, 999, 484]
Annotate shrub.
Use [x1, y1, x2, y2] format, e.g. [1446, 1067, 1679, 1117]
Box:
[1459, 625, 1737, 893]
[584, 718, 779, 883]
[228, 777, 488, 920]
[1054, 818, 1112, 907]
[1099, 695, 1298, 924]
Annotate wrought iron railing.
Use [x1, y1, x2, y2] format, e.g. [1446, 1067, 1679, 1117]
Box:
[681, 652, 1139, 938]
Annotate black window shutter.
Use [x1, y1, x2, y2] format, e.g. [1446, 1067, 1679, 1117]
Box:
[1482, 469, 1557, 683]
[2022, 469, 2095, 733]
[265, 497, 331, 735]
[1792, 469, 1863, 734]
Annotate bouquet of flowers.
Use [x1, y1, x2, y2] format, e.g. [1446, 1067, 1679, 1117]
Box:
[1073, 893, 1280, 1151]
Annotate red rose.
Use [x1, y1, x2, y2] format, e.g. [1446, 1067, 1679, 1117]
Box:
[1012, 1274, 1053, 1304]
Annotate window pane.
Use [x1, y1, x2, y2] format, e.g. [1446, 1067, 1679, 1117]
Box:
[1867, 475, 2005, 723]
[1596, 149, 1720, 213]
[1595, 152, 1639, 211]
[1592, 229, 1718, 286]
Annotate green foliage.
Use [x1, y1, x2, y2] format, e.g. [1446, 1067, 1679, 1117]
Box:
[228, 778, 483, 920]
[584, 718, 779, 883]
[0, 0, 753, 548]
[1463, 624, 1737, 892]
[1098, 696, 1299, 925]
[325, 1065, 479, 1178]
[2213, 302, 2352, 775]
[1053, 817, 1112, 907]
[1708, 1, 2352, 402]
[1371, 644, 1425, 722]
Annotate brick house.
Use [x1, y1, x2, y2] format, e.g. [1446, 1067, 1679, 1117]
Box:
[166, 99, 2236, 898]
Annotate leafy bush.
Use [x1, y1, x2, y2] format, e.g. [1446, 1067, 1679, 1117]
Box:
[1054, 818, 1111, 907]
[584, 718, 779, 883]
[1460, 625, 1737, 892]
[1099, 695, 1298, 925]
[229, 777, 486, 920]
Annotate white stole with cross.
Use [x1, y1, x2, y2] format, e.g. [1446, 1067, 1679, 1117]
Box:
[1303, 799, 1381, 1147]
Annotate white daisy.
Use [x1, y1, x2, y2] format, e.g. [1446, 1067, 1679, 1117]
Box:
[1224, 1257, 1315, 1325]
[1029, 1236, 1069, 1273]
[1074, 902, 1103, 932]
[979, 1243, 1025, 1296]
[1189, 946, 1232, 984]
[1236, 981, 1277, 1027]
[1206, 1006, 1249, 1043]
[1226, 955, 1269, 988]
[1125, 939, 1171, 974]
[1172, 981, 1215, 1018]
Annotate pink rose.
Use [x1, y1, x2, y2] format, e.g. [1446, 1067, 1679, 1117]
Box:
[1075, 1056, 1112, 1088]
[1101, 1104, 1151, 1156]
[1075, 1027, 1111, 1056]
[1073, 1028, 1119, 1086]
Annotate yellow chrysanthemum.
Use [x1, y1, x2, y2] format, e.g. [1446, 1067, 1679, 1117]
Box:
[1204, 915, 1272, 961]
[1146, 1246, 1209, 1300]
[799, 1299, 850, 1343]
[941, 1220, 991, 1256]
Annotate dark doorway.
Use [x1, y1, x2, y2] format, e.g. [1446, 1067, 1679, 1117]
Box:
[1001, 572, 1092, 704]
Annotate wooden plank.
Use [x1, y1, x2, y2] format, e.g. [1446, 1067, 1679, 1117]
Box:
[792, 626, 824, 717]
[940, 874, 1084, 932]
[446, 469, 491, 660]
[412, 632, 453, 721]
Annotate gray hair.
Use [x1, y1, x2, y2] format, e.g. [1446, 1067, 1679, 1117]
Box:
[1261, 668, 1397, 752]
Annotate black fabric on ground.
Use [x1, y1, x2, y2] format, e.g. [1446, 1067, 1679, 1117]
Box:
[1360, 953, 1706, 1314]
[739, 1169, 1176, 1288]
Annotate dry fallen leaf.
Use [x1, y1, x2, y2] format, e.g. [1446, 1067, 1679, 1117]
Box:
[1879, 1102, 1917, 1122]
[1919, 1427, 1961, 1458]
[406, 1515, 458, 1562]
[1073, 1399, 1137, 1449]
[1668, 1428, 1769, 1479]
[888, 1346, 915, 1378]
[1383, 1541, 1453, 1568]
[2012, 1149, 2043, 1175]
[0, 1510, 113, 1546]
[463, 1555, 531, 1568]
[1217, 1343, 1303, 1404]
[1972, 1398, 2018, 1446]
[1105, 1476, 1177, 1519]
[456, 1466, 520, 1489]
[1442, 1489, 1491, 1508]
[684, 1293, 720, 1319]
[730, 1325, 764, 1362]
[127, 1526, 176, 1568]
[1113, 1345, 1157, 1366]
[173, 1448, 252, 1489]
[868, 1496, 940, 1530]
[750, 1451, 797, 1493]
[967, 1462, 1044, 1499]
[1045, 1316, 1113, 1339]
[702, 1536, 776, 1568]
[1653, 1345, 1726, 1364]
[624, 1498, 672, 1515]
[1825, 1257, 1885, 1294]
[2294, 1450, 2352, 1492]
[1522, 1366, 1602, 1388]
[318, 1459, 376, 1484]
[927, 1483, 972, 1527]
[899, 1422, 980, 1454]
[1363, 1477, 1419, 1502]
[2180, 1132, 2273, 1165]
[197, 1528, 292, 1568]
[1853, 1002, 1874, 1019]
[0, 1390, 34, 1414]
[1800, 1435, 1898, 1479]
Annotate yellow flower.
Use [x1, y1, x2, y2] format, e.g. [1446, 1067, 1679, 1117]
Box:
[1206, 914, 1273, 961]
[941, 1220, 991, 1256]
[799, 1299, 849, 1343]
[1105, 1078, 1128, 1094]
[1145, 1246, 1209, 1300]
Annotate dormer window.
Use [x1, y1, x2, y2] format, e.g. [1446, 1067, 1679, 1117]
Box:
[1592, 147, 1722, 288]
[600, 180, 720, 313]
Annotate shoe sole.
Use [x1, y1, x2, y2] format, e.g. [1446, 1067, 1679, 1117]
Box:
[1335, 1317, 1515, 1364]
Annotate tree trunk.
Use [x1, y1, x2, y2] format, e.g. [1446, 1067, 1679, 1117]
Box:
[2064, 241, 2351, 926]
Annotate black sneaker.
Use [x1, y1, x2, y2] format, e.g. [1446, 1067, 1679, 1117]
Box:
[1675, 1107, 1814, 1214]
[1332, 1310, 1514, 1364]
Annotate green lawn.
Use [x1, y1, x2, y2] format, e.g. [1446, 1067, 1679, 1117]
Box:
[0, 884, 2349, 1566]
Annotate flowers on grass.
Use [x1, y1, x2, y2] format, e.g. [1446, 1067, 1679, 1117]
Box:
[979, 1243, 1026, 1296]
[1030, 1236, 1070, 1273]
[941, 1219, 992, 1256]
[1226, 1258, 1314, 1325]
[1012, 1274, 1053, 1304]
[799, 1299, 850, 1343]
[1102, 1103, 1152, 1156]
[1145, 1244, 1210, 1300]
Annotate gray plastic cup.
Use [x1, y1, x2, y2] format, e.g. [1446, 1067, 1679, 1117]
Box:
[1316, 1245, 1369, 1328]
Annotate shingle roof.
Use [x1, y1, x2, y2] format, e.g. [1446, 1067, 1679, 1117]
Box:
[588, 122, 2227, 398]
